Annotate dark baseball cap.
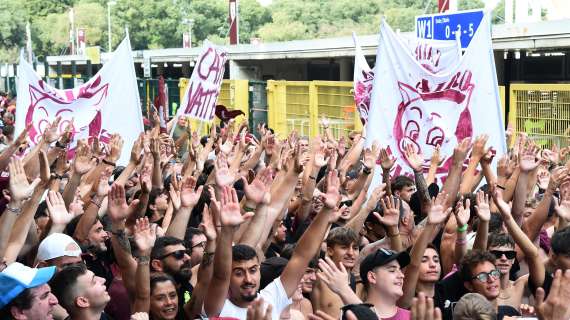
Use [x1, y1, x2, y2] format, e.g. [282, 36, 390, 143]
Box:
[360, 248, 410, 285]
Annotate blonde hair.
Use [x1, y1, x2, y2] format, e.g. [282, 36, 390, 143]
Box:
[452, 293, 497, 320]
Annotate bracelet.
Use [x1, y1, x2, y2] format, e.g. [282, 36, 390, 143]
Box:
[243, 205, 256, 212]
[308, 175, 316, 180]
[111, 229, 125, 236]
[102, 159, 116, 167]
[90, 199, 102, 208]
[50, 173, 64, 180]
[362, 166, 372, 175]
[138, 256, 150, 265]
[456, 238, 468, 245]
[387, 232, 400, 238]
[6, 205, 21, 215]
[497, 185, 506, 190]
[457, 224, 468, 232]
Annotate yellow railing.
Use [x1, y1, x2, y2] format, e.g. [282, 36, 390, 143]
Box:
[509, 83, 570, 148]
[267, 80, 361, 138]
[178, 79, 249, 134]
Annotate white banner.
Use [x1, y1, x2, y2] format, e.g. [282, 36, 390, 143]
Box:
[16, 37, 143, 165]
[177, 40, 228, 122]
[353, 33, 461, 125]
[366, 14, 505, 185]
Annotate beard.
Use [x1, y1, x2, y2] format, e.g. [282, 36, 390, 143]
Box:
[164, 261, 193, 284]
[242, 292, 257, 302]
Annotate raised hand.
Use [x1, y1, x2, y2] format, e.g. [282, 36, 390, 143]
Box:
[130, 312, 149, 320]
[452, 137, 472, 164]
[313, 144, 329, 168]
[96, 168, 112, 197]
[219, 186, 253, 227]
[130, 133, 144, 165]
[365, 183, 387, 211]
[475, 190, 491, 222]
[46, 191, 74, 226]
[8, 157, 40, 202]
[199, 205, 217, 241]
[454, 197, 471, 228]
[73, 140, 96, 175]
[106, 134, 124, 163]
[549, 166, 569, 191]
[317, 257, 351, 295]
[555, 182, 570, 222]
[535, 269, 570, 320]
[519, 144, 541, 172]
[214, 153, 235, 187]
[322, 170, 341, 210]
[542, 145, 560, 164]
[427, 192, 451, 225]
[150, 137, 160, 160]
[490, 185, 513, 222]
[107, 183, 130, 223]
[375, 196, 400, 227]
[411, 292, 442, 320]
[133, 217, 157, 254]
[471, 134, 489, 159]
[363, 142, 380, 170]
[246, 298, 273, 320]
[242, 167, 273, 205]
[430, 145, 443, 167]
[38, 150, 50, 187]
[179, 176, 203, 208]
[42, 116, 62, 143]
[379, 148, 396, 171]
[404, 143, 424, 172]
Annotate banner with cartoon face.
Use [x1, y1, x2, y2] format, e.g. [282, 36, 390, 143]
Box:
[353, 32, 461, 126]
[16, 38, 143, 165]
[365, 14, 506, 186]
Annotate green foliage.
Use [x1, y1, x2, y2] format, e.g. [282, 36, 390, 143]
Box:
[0, 0, 507, 62]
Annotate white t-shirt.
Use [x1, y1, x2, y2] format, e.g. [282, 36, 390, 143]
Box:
[218, 277, 292, 319]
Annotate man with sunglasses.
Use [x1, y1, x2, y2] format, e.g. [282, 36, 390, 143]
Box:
[487, 233, 528, 310]
[150, 236, 193, 318]
[433, 250, 520, 320]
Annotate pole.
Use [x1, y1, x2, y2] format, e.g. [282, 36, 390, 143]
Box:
[107, 3, 111, 52]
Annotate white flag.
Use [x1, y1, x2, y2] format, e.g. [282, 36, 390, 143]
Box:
[177, 40, 228, 122]
[353, 33, 461, 125]
[366, 14, 505, 186]
[16, 37, 143, 165]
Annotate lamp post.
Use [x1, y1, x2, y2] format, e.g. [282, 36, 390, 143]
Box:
[182, 18, 194, 48]
[107, 1, 117, 52]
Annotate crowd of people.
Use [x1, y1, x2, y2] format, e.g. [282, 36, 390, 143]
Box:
[0, 103, 570, 320]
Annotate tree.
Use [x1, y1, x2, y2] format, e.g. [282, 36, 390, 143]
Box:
[0, 1, 27, 61]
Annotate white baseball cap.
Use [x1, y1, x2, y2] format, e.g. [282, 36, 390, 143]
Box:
[36, 233, 82, 262]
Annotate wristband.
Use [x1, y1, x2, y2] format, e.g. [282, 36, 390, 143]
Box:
[90, 199, 102, 208]
[456, 238, 468, 245]
[387, 231, 400, 238]
[308, 175, 316, 180]
[457, 224, 468, 233]
[6, 205, 21, 215]
[497, 185, 506, 190]
[55, 141, 67, 149]
[362, 166, 372, 175]
[138, 256, 150, 265]
[243, 205, 256, 212]
[102, 159, 116, 167]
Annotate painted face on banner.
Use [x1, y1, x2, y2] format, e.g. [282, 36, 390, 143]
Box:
[25, 77, 109, 148]
[391, 70, 474, 182]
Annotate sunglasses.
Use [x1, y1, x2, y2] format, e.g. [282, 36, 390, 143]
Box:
[340, 200, 353, 207]
[490, 250, 516, 260]
[191, 241, 207, 250]
[159, 249, 190, 260]
[472, 269, 501, 282]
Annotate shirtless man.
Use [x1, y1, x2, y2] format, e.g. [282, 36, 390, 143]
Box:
[311, 227, 359, 318]
[487, 233, 528, 310]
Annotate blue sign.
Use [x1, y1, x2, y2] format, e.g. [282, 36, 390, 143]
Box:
[416, 10, 484, 48]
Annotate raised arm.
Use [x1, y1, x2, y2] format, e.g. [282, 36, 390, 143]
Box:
[404, 144, 431, 217]
[62, 140, 96, 207]
[0, 124, 29, 172]
[204, 186, 254, 316]
[317, 257, 362, 305]
[453, 197, 471, 266]
[442, 138, 472, 210]
[239, 168, 274, 247]
[399, 193, 451, 308]
[459, 135, 488, 194]
[492, 186, 545, 290]
[426, 146, 442, 186]
[114, 134, 144, 187]
[374, 196, 403, 252]
[345, 183, 386, 234]
[512, 145, 541, 224]
[132, 217, 157, 313]
[473, 191, 490, 251]
[379, 148, 396, 196]
[166, 176, 202, 239]
[280, 170, 342, 297]
[74, 170, 112, 243]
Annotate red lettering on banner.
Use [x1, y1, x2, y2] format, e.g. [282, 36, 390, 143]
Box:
[197, 49, 225, 81]
[183, 81, 221, 119]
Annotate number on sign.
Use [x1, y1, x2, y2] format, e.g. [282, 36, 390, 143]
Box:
[455, 24, 462, 37]
[445, 25, 450, 39]
[468, 23, 474, 37]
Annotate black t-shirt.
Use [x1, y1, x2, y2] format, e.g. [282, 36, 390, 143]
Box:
[498, 305, 521, 320]
[529, 269, 553, 298]
[265, 242, 284, 258]
[433, 272, 468, 320]
[177, 281, 193, 319]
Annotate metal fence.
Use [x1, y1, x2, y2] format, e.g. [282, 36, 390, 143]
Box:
[509, 83, 570, 148]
